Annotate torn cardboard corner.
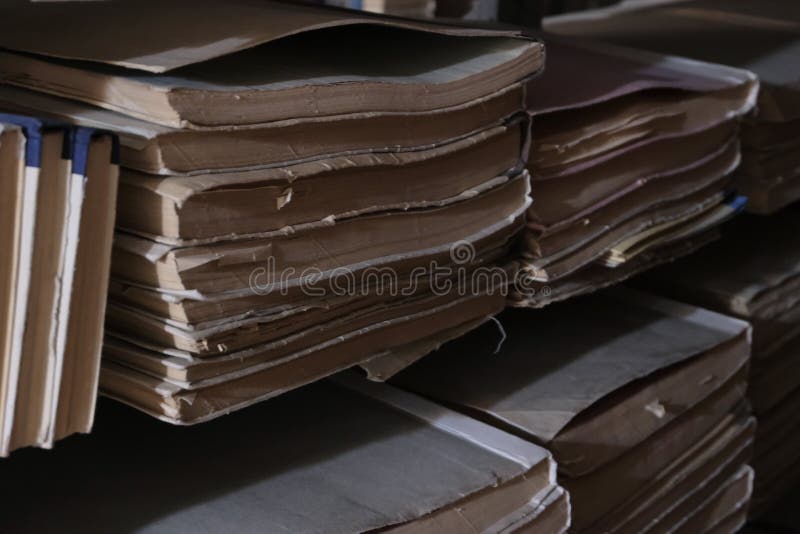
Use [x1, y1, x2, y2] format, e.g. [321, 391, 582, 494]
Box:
[358, 316, 492, 381]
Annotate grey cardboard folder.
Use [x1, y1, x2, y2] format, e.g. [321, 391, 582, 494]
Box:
[0, 377, 567, 534]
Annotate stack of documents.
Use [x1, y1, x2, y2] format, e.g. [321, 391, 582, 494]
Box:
[0, 377, 568, 533]
[0, 113, 118, 456]
[510, 38, 756, 308]
[640, 212, 800, 515]
[546, 0, 800, 214]
[0, 0, 543, 423]
[394, 290, 755, 532]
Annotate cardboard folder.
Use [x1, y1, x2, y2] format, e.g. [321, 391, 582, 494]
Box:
[0, 378, 567, 533]
[0, 0, 542, 128]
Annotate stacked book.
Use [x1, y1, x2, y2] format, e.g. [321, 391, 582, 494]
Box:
[0, 0, 543, 423]
[510, 37, 757, 308]
[545, 0, 800, 214]
[0, 377, 568, 533]
[393, 290, 755, 533]
[0, 114, 118, 456]
[640, 212, 800, 515]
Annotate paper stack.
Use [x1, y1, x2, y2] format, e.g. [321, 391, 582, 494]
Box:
[0, 113, 118, 456]
[639, 212, 800, 515]
[546, 0, 800, 214]
[0, 377, 568, 533]
[510, 37, 757, 308]
[0, 0, 543, 423]
[393, 289, 755, 533]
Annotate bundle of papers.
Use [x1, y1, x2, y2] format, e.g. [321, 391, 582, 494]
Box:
[546, 0, 800, 214]
[0, 0, 543, 423]
[639, 212, 800, 514]
[393, 290, 755, 533]
[0, 377, 568, 533]
[510, 37, 756, 308]
[0, 113, 118, 456]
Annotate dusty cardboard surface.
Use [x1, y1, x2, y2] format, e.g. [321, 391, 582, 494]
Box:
[0, 382, 535, 533]
[393, 290, 747, 443]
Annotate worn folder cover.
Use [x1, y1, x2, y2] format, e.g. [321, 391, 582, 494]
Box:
[52, 128, 119, 441]
[0, 0, 542, 128]
[0, 119, 31, 456]
[0, 379, 566, 533]
[0, 84, 529, 176]
[10, 126, 71, 452]
[0, 115, 67, 455]
[0, 125, 24, 399]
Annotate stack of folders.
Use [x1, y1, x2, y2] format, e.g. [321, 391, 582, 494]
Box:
[640, 212, 800, 515]
[545, 0, 800, 214]
[0, 0, 543, 423]
[393, 289, 755, 533]
[509, 37, 757, 308]
[0, 377, 568, 533]
[0, 113, 118, 456]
